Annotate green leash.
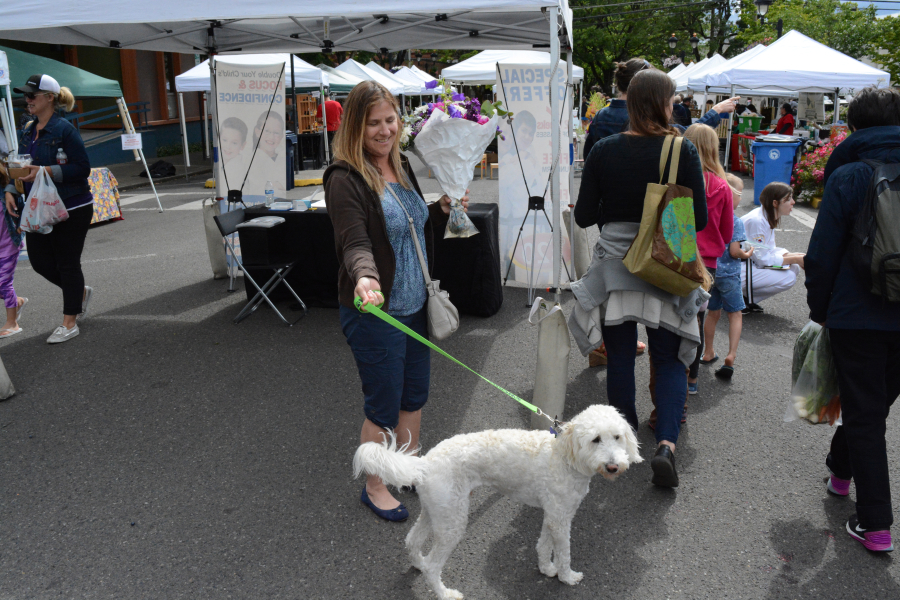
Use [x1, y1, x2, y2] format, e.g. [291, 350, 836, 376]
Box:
[354, 297, 559, 429]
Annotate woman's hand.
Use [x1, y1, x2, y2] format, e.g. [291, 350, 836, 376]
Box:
[4, 193, 18, 218]
[19, 165, 49, 183]
[713, 97, 740, 115]
[355, 276, 383, 308]
[439, 189, 469, 215]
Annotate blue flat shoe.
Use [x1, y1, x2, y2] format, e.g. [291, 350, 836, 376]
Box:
[360, 487, 409, 522]
[688, 381, 698, 395]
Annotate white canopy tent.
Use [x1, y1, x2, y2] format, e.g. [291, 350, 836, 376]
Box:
[392, 66, 441, 94]
[365, 62, 423, 95]
[0, 0, 575, 299]
[175, 53, 327, 93]
[441, 49, 584, 84]
[666, 62, 689, 78]
[317, 64, 367, 91]
[408, 65, 439, 84]
[674, 54, 725, 93]
[335, 59, 405, 96]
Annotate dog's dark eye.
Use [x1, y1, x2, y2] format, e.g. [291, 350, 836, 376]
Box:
[615, 435, 620, 440]
[592, 436, 601, 443]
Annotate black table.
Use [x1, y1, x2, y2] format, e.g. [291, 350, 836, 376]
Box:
[242, 203, 503, 316]
[297, 133, 325, 170]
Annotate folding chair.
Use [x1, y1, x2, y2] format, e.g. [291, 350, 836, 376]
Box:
[213, 208, 308, 326]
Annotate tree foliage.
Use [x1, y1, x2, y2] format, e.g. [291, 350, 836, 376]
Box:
[737, 0, 880, 60]
[874, 15, 900, 85]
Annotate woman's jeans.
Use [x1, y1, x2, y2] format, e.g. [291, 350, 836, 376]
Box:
[600, 321, 687, 444]
[826, 328, 900, 531]
[26, 204, 93, 316]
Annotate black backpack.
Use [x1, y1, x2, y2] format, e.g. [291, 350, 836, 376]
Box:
[849, 159, 900, 302]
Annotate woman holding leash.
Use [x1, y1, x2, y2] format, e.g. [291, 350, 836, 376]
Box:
[324, 81, 467, 521]
[4, 74, 93, 344]
[572, 68, 708, 488]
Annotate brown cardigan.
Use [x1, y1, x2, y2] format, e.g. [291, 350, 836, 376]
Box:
[324, 156, 449, 311]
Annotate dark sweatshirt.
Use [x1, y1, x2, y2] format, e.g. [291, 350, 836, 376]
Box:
[805, 125, 900, 330]
[575, 132, 708, 233]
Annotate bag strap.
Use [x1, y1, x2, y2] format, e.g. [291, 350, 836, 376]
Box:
[658, 135, 674, 184]
[668, 137, 683, 185]
[385, 184, 433, 286]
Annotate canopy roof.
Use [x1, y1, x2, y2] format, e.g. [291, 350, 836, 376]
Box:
[667, 63, 688, 78]
[700, 30, 891, 93]
[0, 2, 572, 54]
[315, 64, 364, 94]
[175, 53, 326, 93]
[365, 62, 422, 95]
[441, 49, 583, 84]
[0, 44, 122, 98]
[674, 54, 725, 92]
[336, 59, 404, 95]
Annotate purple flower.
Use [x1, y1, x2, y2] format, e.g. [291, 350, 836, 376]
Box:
[451, 92, 466, 101]
[447, 104, 464, 119]
[425, 80, 438, 90]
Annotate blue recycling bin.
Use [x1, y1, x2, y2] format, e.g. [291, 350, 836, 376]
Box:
[750, 139, 802, 206]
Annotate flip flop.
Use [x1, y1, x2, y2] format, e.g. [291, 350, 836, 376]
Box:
[16, 297, 28, 320]
[0, 327, 22, 339]
[715, 365, 735, 380]
[636, 341, 647, 356]
[700, 354, 719, 365]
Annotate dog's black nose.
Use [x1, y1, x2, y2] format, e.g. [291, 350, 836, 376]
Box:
[605, 464, 619, 473]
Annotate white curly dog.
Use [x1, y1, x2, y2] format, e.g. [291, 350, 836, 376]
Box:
[353, 404, 642, 600]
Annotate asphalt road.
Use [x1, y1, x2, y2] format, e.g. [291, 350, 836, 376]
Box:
[2, 159, 898, 600]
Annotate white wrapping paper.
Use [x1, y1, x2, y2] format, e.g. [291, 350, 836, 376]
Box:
[409, 109, 499, 238]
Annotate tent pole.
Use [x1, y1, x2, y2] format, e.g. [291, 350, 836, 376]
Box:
[550, 5, 561, 303]
[566, 50, 575, 281]
[833, 88, 840, 125]
[117, 97, 162, 212]
[178, 92, 190, 180]
[210, 56, 223, 202]
[291, 55, 299, 135]
[202, 93, 210, 159]
[320, 81, 330, 166]
[2, 85, 17, 155]
[724, 84, 735, 173]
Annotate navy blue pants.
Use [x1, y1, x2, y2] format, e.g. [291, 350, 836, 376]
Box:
[340, 305, 430, 430]
[601, 321, 687, 444]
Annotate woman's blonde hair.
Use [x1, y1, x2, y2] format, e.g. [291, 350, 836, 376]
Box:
[683, 123, 726, 182]
[332, 81, 408, 193]
[53, 87, 76, 112]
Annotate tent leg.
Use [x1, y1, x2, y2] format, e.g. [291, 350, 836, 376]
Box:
[833, 88, 840, 125]
[178, 92, 190, 180]
[566, 51, 575, 283]
[202, 93, 210, 159]
[550, 5, 561, 302]
[320, 82, 330, 166]
[723, 84, 735, 173]
[117, 97, 162, 212]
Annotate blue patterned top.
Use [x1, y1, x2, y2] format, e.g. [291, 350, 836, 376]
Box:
[382, 182, 428, 316]
[716, 214, 746, 279]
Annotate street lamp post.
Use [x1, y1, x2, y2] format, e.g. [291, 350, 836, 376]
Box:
[689, 32, 699, 50]
[668, 33, 678, 50]
[755, 0, 773, 19]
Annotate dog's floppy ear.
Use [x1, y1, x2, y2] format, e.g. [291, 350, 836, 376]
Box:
[555, 421, 578, 465]
[624, 425, 643, 463]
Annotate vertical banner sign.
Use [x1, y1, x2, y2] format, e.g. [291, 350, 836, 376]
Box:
[497, 62, 571, 286]
[215, 61, 287, 197]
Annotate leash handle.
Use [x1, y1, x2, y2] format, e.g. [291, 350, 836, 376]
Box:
[353, 297, 552, 422]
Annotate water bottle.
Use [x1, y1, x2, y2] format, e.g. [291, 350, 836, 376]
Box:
[265, 181, 275, 207]
[56, 148, 68, 165]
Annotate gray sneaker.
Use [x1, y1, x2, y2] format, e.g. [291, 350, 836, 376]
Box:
[77, 286, 93, 322]
[47, 325, 79, 344]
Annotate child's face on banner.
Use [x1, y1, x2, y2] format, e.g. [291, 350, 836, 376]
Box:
[257, 119, 282, 158]
[220, 127, 245, 163]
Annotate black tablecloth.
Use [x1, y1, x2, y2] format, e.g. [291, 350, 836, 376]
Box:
[242, 203, 503, 316]
[297, 133, 325, 170]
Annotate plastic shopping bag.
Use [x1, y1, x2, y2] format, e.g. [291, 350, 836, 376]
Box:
[20, 168, 69, 234]
[785, 321, 841, 425]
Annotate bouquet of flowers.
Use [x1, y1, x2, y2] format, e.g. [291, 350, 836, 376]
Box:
[401, 79, 508, 238]
[791, 131, 846, 200]
[584, 91, 607, 123]
[785, 321, 841, 425]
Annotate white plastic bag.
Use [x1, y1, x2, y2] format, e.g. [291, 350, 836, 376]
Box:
[20, 168, 68, 234]
[785, 321, 841, 425]
[410, 109, 499, 239]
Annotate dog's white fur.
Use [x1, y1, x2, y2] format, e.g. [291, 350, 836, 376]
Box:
[352, 404, 642, 600]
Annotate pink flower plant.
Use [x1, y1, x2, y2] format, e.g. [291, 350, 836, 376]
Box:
[792, 132, 847, 200]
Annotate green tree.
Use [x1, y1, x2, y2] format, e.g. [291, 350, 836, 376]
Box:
[737, 0, 880, 60]
[873, 15, 900, 85]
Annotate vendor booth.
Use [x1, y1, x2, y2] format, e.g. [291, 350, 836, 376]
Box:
[335, 59, 404, 96]
[0, 44, 153, 220]
[441, 49, 584, 84]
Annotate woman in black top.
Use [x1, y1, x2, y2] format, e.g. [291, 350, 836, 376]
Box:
[573, 69, 707, 488]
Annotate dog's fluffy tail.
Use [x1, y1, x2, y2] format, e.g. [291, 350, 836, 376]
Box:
[352, 431, 427, 488]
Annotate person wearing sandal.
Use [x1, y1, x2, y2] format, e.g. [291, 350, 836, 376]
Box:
[325, 81, 465, 521]
[5, 74, 94, 344]
[571, 69, 708, 488]
[0, 163, 26, 339]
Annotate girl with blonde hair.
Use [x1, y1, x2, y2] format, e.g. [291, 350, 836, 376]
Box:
[324, 81, 468, 521]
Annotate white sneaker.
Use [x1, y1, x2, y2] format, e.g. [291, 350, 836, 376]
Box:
[47, 325, 79, 344]
[77, 286, 93, 323]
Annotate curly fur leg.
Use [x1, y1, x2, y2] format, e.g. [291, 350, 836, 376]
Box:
[547, 517, 582, 585]
[536, 520, 557, 578]
[406, 509, 431, 571]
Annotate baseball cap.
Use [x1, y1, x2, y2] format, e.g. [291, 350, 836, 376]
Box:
[14, 74, 61, 95]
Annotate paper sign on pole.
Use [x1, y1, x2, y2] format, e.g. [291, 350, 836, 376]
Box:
[121, 133, 143, 150]
[0, 51, 9, 86]
[799, 93, 825, 123]
[214, 60, 287, 196]
[497, 62, 571, 286]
